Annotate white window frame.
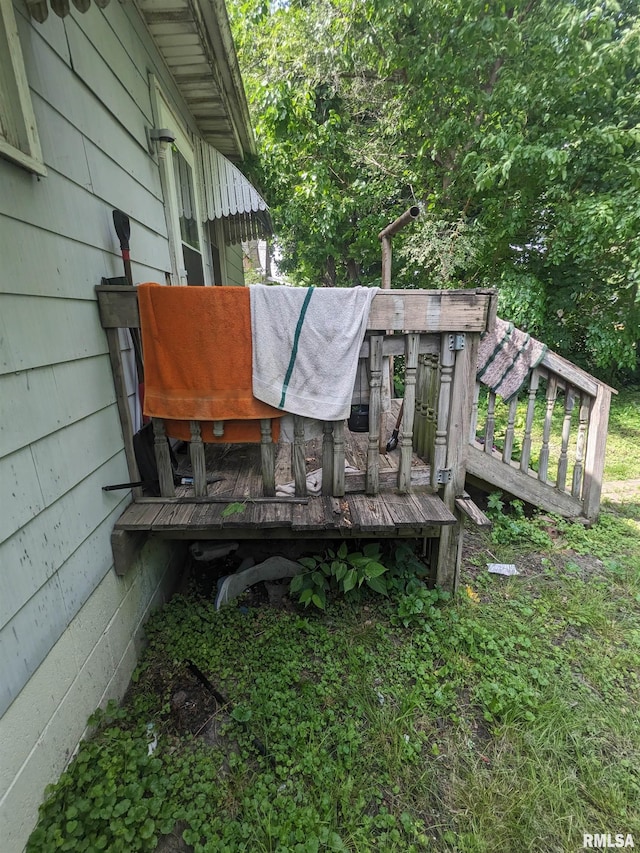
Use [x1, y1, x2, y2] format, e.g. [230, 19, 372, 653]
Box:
[0, 0, 46, 176]
[152, 83, 209, 286]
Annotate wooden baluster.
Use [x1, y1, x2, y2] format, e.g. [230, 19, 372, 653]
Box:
[292, 415, 307, 496]
[189, 420, 207, 497]
[538, 375, 558, 484]
[556, 385, 575, 492]
[425, 353, 439, 463]
[398, 333, 420, 492]
[212, 421, 224, 438]
[520, 370, 540, 473]
[484, 391, 496, 454]
[431, 338, 455, 490]
[152, 418, 175, 497]
[502, 396, 519, 464]
[366, 334, 384, 495]
[572, 392, 590, 498]
[413, 354, 428, 457]
[469, 382, 481, 445]
[322, 421, 334, 495]
[332, 419, 345, 497]
[260, 419, 276, 496]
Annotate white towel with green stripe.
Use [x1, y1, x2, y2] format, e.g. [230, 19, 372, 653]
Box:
[250, 284, 378, 421]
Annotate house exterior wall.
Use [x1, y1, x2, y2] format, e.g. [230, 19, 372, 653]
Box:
[225, 241, 245, 286]
[0, 2, 238, 849]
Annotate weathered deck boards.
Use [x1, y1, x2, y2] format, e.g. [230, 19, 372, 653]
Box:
[113, 402, 453, 540]
[114, 490, 454, 539]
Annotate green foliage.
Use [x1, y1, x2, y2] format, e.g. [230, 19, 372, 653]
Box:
[290, 541, 389, 608]
[229, 0, 640, 378]
[27, 703, 175, 853]
[27, 491, 640, 851]
[26, 395, 640, 853]
[221, 501, 246, 518]
[603, 388, 640, 481]
[394, 585, 449, 630]
[485, 493, 554, 550]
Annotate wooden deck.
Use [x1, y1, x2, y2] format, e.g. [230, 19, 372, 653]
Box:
[114, 403, 456, 541]
[97, 283, 613, 588]
[98, 285, 498, 587]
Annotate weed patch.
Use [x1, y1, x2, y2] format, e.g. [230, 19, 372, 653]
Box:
[27, 395, 640, 852]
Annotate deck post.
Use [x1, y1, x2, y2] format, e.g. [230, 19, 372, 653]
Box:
[189, 421, 207, 497]
[104, 328, 142, 499]
[332, 419, 346, 497]
[366, 335, 384, 495]
[436, 333, 479, 592]
[293, 415, 307, 496]
[260, 419, 276, 496]
[322, 421, 334, 495]
[582, 383, 612, 520]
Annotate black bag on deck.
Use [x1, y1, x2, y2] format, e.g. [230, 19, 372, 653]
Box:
[132, 421, 178, 495]
[103, 421, 178, 495]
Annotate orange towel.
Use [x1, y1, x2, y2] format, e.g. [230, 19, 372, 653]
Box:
[138, 283, 281, 443]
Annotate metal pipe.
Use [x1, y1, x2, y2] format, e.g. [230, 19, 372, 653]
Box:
[377, 204, 421, 450]
[378, 205, 420, 240]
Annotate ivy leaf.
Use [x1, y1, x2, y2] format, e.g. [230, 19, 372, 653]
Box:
[222, 502, 246, 517]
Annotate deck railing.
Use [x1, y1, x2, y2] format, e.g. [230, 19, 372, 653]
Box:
[96, 285, 495, 504]
[413, 344, 614, 520]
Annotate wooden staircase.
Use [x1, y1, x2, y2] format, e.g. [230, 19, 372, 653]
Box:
[414, 342, 615, 521]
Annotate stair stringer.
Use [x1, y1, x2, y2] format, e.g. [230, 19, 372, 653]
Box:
[466, 443, 585, 518]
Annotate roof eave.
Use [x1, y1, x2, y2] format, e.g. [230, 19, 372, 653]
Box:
[136, 0, 255, 162]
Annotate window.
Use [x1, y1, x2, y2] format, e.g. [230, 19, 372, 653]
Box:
[0, 0, 46, 175]
[153, 85, 208, 286]
[172, 146, 205, 285]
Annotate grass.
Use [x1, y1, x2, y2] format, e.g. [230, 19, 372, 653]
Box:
[603, 389, 640, 481]
[27, 392, 640, 853]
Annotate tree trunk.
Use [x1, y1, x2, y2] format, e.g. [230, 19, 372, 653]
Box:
[323, 255, 337, 287]
[263, 238, 272, 282]
[346, 258, 362, 286]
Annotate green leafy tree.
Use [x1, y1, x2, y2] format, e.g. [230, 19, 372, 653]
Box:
[230, 0, 640, 378]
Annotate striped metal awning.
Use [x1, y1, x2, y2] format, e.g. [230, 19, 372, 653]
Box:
[195, 140, 273, 245]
